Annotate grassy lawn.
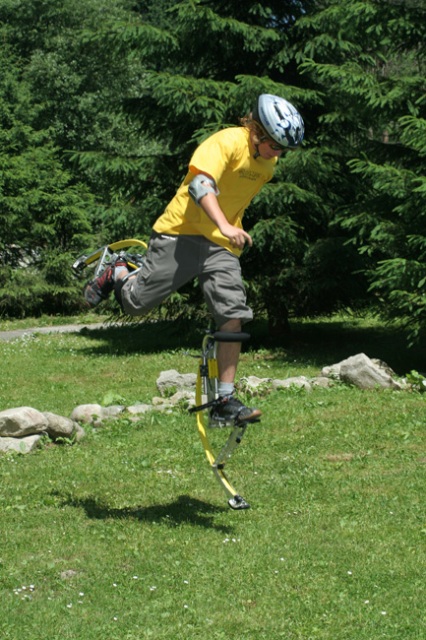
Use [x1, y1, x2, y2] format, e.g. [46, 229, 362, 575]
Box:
[0, 316, 425, 639]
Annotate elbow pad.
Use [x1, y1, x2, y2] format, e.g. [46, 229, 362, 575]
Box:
[188, 174, 220, 206]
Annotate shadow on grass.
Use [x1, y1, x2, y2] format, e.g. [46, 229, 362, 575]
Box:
[73, 316, 426, 375]
[58, 492, 234, 533]
[271, 319, 426, 374]
[75, 320, 205, 356]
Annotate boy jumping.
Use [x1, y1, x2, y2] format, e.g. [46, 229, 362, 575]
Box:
[84, 94, 304, 423]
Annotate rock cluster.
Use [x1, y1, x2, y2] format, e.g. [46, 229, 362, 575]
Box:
[0, 407, 84, 453]
[0, 353, 407, 454]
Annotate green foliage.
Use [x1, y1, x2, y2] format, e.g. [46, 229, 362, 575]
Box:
[1, 0, 426, 345]
[296, 0, 426, 342]
[0, 43, 94, 317]
[406, 369, 426, 392]
[101, 390, 127, 406]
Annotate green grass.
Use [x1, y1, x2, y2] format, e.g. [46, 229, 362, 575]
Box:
[0, 316, 425, 639]
[0, 311, 108, 331]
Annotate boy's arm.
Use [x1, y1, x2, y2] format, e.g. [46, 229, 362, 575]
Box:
[199, 190, 252, 250]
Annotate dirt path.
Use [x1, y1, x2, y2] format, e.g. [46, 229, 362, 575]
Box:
[0, 323, 107, 342]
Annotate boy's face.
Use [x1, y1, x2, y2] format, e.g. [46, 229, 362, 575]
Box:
[256, 139, 285, 160]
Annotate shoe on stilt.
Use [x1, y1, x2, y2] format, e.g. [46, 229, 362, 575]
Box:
[83, 255, 128, 307]
[210, 395, 261, 426]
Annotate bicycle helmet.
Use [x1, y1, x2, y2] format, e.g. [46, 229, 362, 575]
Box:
[252, 94, 304, 148]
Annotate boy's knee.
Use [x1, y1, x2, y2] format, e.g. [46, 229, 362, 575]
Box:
[220, 318, 242, 332]
[115, 278, 150, 317]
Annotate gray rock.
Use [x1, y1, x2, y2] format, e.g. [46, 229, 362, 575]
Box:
[272, 376, 312, 391]
[165, 390, 196, 407]
[321, 363, 342, 378]
[0, 407, 48, 437]
[101, 405, 125, 418]
[324, 353, 402, 390]
[311, 376, 334, 388]
[239, 375, 271, 392]
[73, 424, 86, 442]
[152, 396, 168, 406]
[70, 404, 103, 425]
[156, 369, 197, 396]
[127, 404, 153, 415]
[43, 412, 79, 441]
[0, 434, 43, 453]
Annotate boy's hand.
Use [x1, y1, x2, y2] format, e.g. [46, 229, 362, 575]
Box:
[222, 224, 253, 249]
[198, 192, 252, 249]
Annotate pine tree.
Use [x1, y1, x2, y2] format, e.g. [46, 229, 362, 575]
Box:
[296, 0, 426, 342]
[0, 44, 93, 316]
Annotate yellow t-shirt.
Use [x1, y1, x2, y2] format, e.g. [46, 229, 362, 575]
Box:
[153, 127, 277, 255]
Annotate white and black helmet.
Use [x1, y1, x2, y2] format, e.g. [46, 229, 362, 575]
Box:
[253, 94, 304, 148]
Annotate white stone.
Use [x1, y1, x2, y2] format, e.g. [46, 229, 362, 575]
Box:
[156, 369, 197, 396]
[339, 353, 401, 389]
[127, 404, 153, 414]
[0, 407, 48, 437]
[43, 412, 78, 440]
[0, 434, 43, 453]
[272, 376, 312, 391]
[70, 404, 103, 425]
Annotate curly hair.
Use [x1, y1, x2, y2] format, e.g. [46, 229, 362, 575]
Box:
[239, 113, 267, 146]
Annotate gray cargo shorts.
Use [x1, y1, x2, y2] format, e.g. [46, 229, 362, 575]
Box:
[119, 233, 253, 328]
